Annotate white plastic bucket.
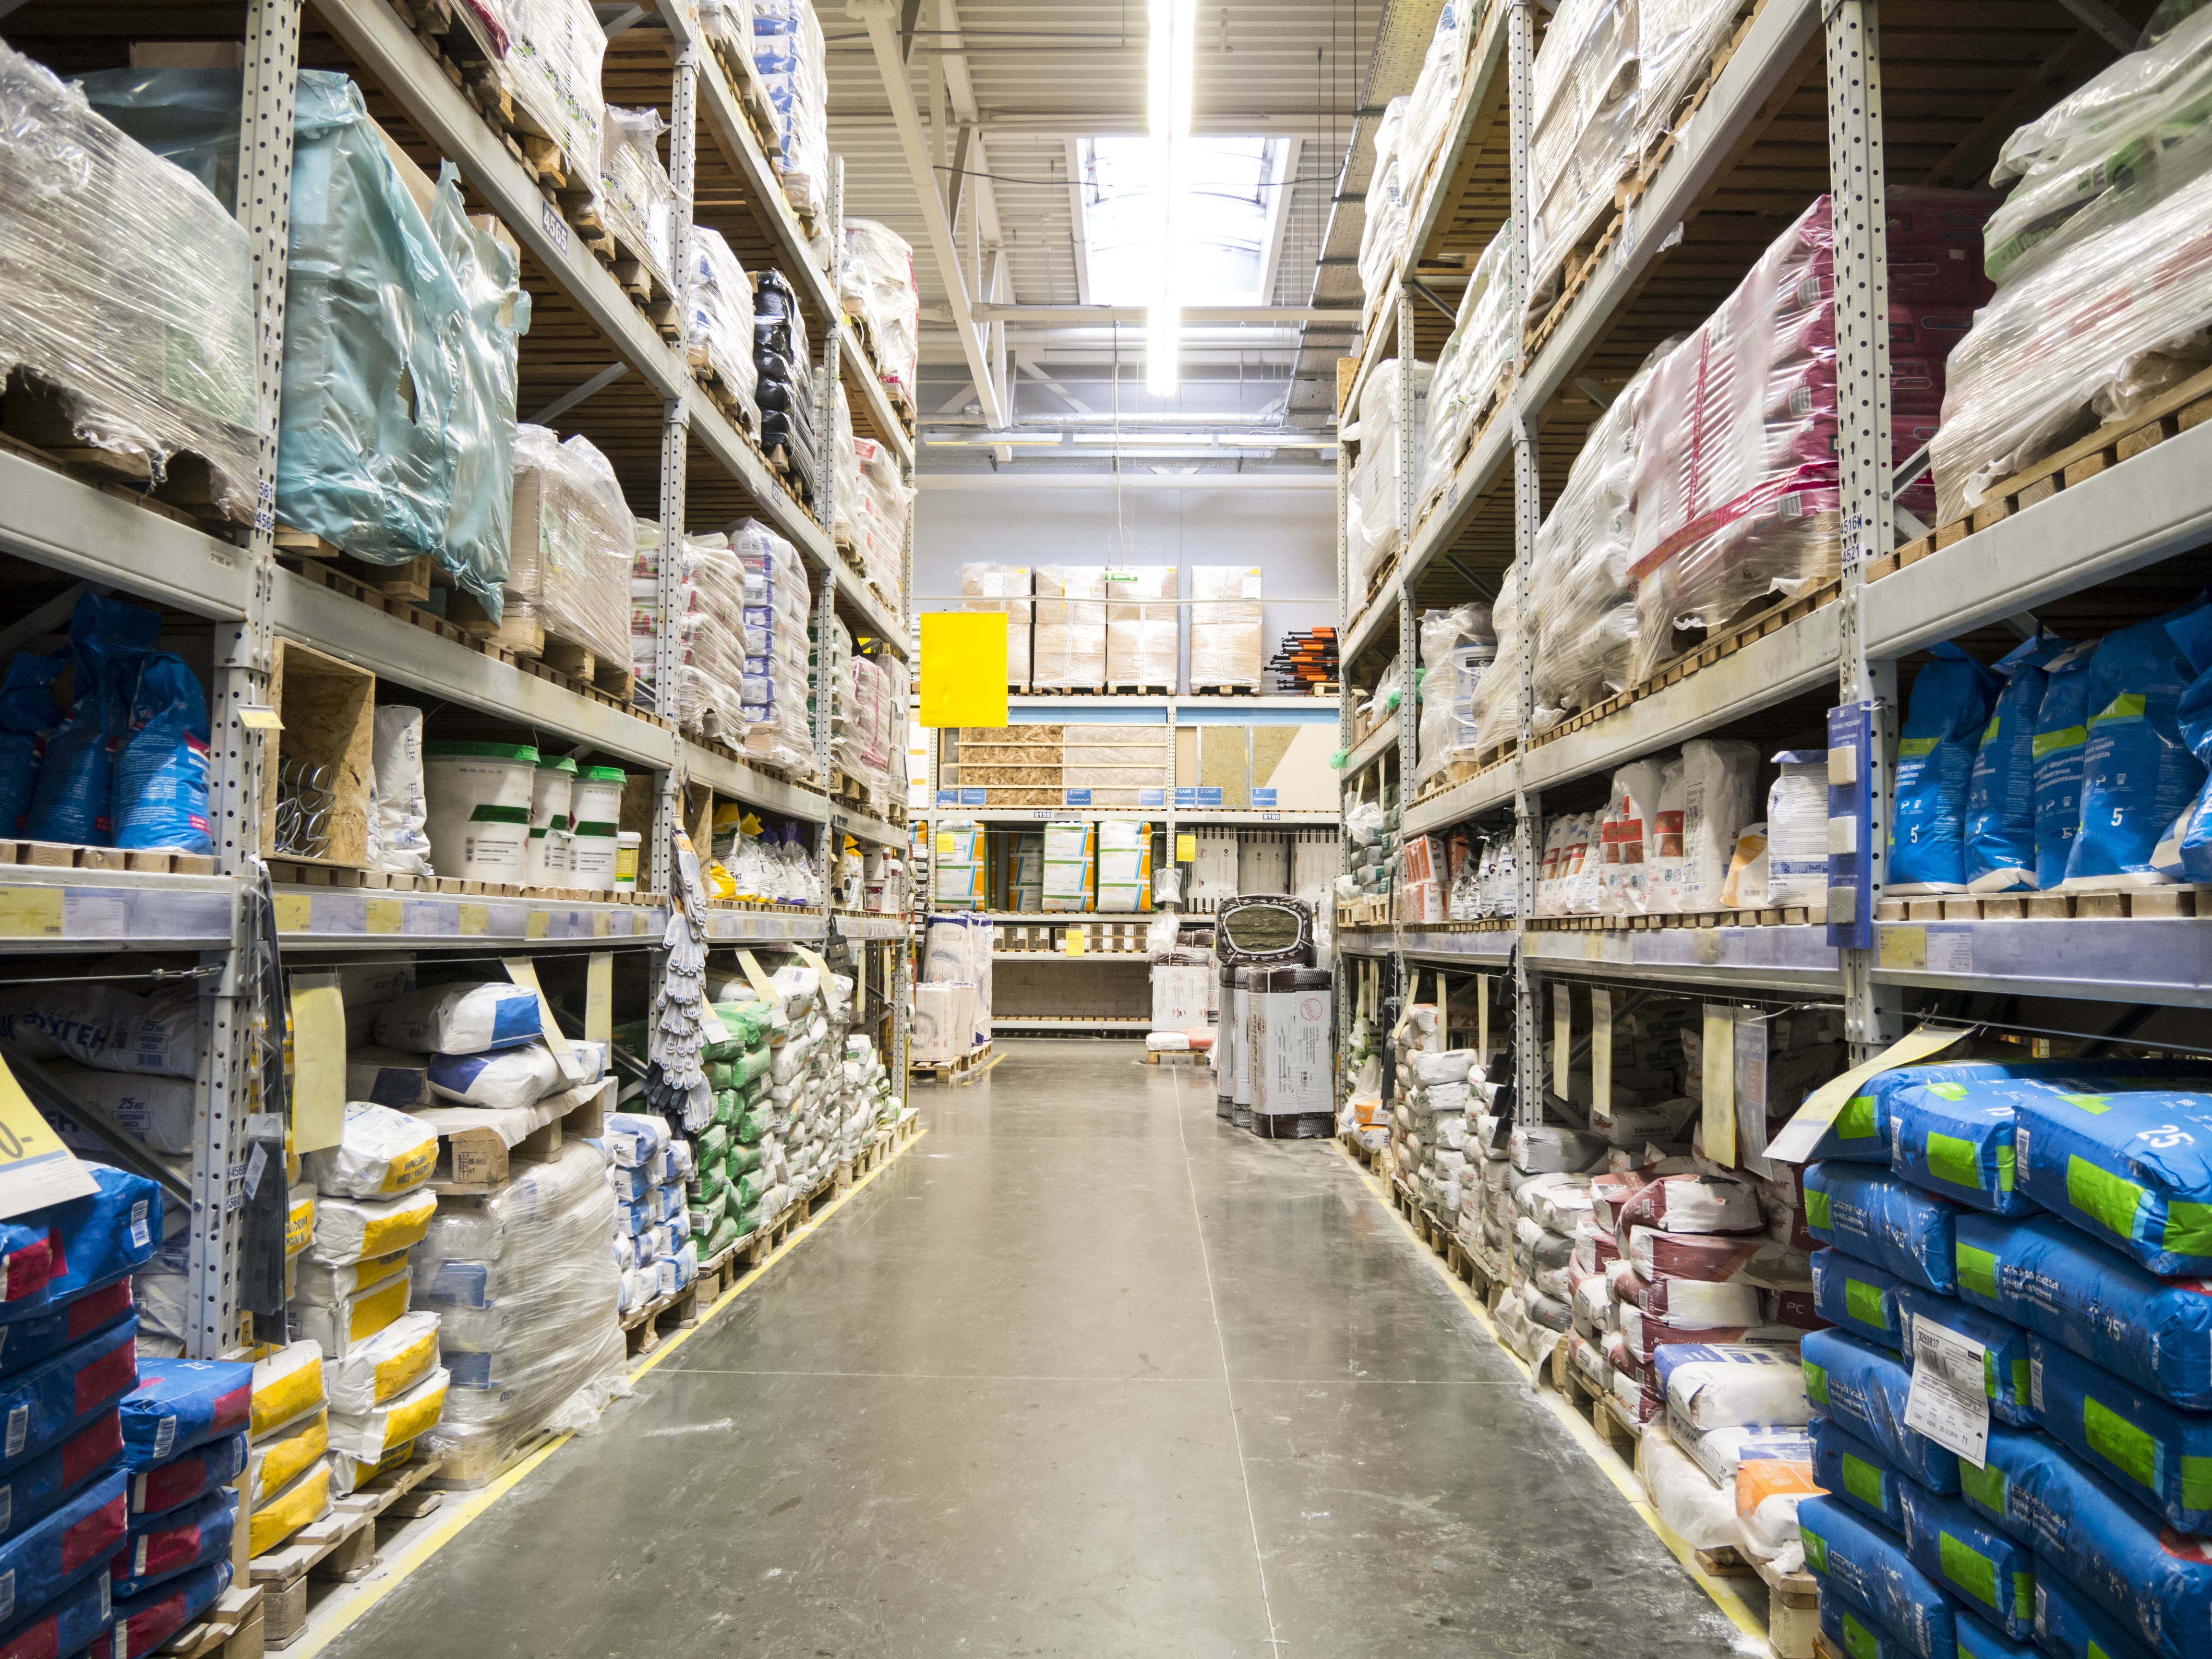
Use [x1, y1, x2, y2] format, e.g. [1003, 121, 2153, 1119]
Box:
[568, 766, 625, 892]
[423, 743, 538, 881]
[527, 757, 576, 887]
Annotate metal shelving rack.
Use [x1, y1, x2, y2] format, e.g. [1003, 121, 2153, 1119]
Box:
[1333, 0, 2212, 1125]
[0, 0, 919, 1354]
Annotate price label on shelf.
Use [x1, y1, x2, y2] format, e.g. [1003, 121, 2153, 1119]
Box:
[592, 911, 613, 938]
[0, 889, 61, 939]
[527, 911, 552, 940]
[404, 902, 449, 936]
[60, 891, 128, 939]
[458, 903, 490, 937]
[273, 893, 311, 932]
[364, 898, 402, 935]
[0, 1062, 96, 1220]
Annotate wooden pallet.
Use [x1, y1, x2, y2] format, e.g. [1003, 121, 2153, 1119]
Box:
[0, 840, 216, 874]
[1527, 905, 1827, 930]
[693, 361, 762, 437]
[574, 209, 681, 341]
[1557, 1353, 1642, 1457]
[621, 1274, 704, 1358]
[1191, 684, 1258, 697]
[1107, 683, 1175, 697]
[1693, 1541, 1821, 1659]
[910, 1041, 997, 1084]
[0, 376, 253, 531]
[1411, 376, 1514, 529]
[1142, 1048, 1207, 1067]
[1879, 888, 2208, 922]
[273, 526, 443, 604]
[252, 1452, 448, 1650]
[159, 1586, 266, 1659]
[1879, 359, 2212, 577]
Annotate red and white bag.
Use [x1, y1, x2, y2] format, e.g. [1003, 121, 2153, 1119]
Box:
[1614, 1173, 1763, 1236]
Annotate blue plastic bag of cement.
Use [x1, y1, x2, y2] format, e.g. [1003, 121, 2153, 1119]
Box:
[0, 1468, 126, 1624]
[1892, 643, 2001, 891]
[2064, 601, 2212, 889]
[23, 594, 161, 847]
[1813, 1248, 1905, 1348]
[2028, 1335, 2212, 1531]
[2159, 623, 2212, 880]
[0, 1409, 120, 1546]
[104, 1556, 231, 1659]
[1898, 1482, 2037, 1639]
[1814, 1414, 1909, 1529]
[110, 656, 211, 855]
[1801, 1493, 1961, 1658]
[2032, 640, 2100, 890]
[120, 1360, 252, 1469]
[2009, 1081, 2212, 1275]
[1, 1167, 163, 1324]
[0, 1548, 122, 1659]
[0, 1318, 136, 1474]
[1968, 636, 2072, 893]
[1888, 1080, 2041, 1216]
[1803, 1329, 1960, 1491]
[1956, 1212, 2212, 1408]
[112, 1488, 234, 1598]
[1805, 1164, 1961, 1292]
[2036, 1565, 2157, 1659]
[128, 1430, 243, 1521]
[0, 653, 63, 838]
[1896, 1285, 2034, 1427]
[0, 1279, 135, 1380]
[1960, 1421, 2210, 1659]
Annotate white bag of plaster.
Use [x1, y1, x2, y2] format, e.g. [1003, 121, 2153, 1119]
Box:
[376, 982, 544, 1055]
[304, 1104, 439, 1199]
[44, 1063, 195, 1153]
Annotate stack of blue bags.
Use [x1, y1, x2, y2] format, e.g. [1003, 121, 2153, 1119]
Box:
[108, 1356, 252, 1655]
[0, 1166, 162, 1659]
[1798, 1055, 2212, 1659]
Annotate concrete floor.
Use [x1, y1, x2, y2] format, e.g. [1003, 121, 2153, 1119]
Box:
[329, 1040, 1746, 1659]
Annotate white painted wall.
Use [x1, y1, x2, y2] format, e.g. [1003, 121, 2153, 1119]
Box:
[913, 477, 1337, 690]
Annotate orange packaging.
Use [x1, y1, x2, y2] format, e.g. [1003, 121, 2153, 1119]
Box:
[1735, 1458, 1823, 1516]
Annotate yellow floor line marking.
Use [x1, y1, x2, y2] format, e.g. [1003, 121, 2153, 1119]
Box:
[287, 1123, 930, 1659]
[1332, 1140, 1767, 1642]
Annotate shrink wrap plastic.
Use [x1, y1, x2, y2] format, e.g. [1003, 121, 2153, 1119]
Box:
[1627, 198, 1840, 684]
[1531, 348, 1670, 722]
[754, 0, 830, 220]
[1106, 567, 1179, 686]
[1936, 7, 2212, 524]
[963, 565, 1033, 685]
[414, 1143, 626, 1468]
[753, 270, 817, 493]
[593, 105, 672, 288]
[684, 228, 761, 428]
[1416, 603, 1498, 788]
[1636, 0, 1745, 156]
[1358, 98, 1413, 323]
[841, 218, 920, 402]
[832, 636, 896, 808]
[851, 438, 910, 601]
[89, 70, 524, 612]
[1189, 566, 1263, 688]
[1034, 567, 1108, 688]
[0, 50, 255, 522]
[1419, 223, 1518, 503]
[486, 0, 604, 185]
[634, 528, 746, 741]
[1529, 0, 1638, 290]
[1468, 559, 1528, 755]
[506, 426, 633, 669]
[1401, 1, 1476, 220]
[1347, 360, 1432, 595]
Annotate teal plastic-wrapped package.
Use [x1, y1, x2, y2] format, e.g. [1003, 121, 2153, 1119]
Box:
[1801, 1493, 1961, 1659]
[83, 69, 525, 612]
[2062, 602, 2212, 890]
[2028, 1335, 2212, 1531]
[2010, 1079, 2212, 1275]
[1805, 1163, 1962, 1292]
[1895, 1284, 2034, 1427]
[1897, 1482, 2037, 1640]
[1802, 1329, 1960, 1492]
[1812, 1248, 1905, 1349]
[1955, 1211, 2212, 1408]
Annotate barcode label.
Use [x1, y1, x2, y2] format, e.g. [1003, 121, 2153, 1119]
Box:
[152, 1416, 176, 1460]
[130, 1201, 149, 1250]
[1779, 493, 1804, 518]
[6, 1407, 26, 1458]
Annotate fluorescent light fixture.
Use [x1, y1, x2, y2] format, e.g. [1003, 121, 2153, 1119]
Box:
[1146, 0, 1196, 397]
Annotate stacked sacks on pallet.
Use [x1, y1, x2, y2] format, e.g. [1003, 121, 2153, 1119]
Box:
[500, 425, 635, 672]
[1414, 602, 1499, 796]
[592, 105, 674, 294]
[1385, 1000, 1440, 1190]
[1419, 226, 1517, 524]
[667, 997, 779, 1266]
[731, 519, 820, 778]
[685, 228, 762, 430]
[411, 1139, 624, 1485]
[1406, 1051, 1479, 1231]
[841, 218, 920, 410]
[753, 0, 830, 226]
[243, 1343, 325, 1534]
[1346, 360, 1432, 598]
[1798, 1048, 2212, 1659]
[600, 1111, 691, 1314]
[112, 1358, 247, 1641]
[0, 1166, 162, 1659]
[753, 269, 819, 501]
[1933, 3, 2212, 528]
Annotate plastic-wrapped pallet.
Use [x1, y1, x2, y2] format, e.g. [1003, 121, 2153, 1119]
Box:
[684, 227, 761, 429]
[754, 0, 830, 222]
[962, 565, 1033, 686]
[413, 1142, 626, 1482]
[1419, 224, 1517, 506]
[1935, 7, 2212, 524]
[1347, 360, 1432, 596]
[841, 218, 919, 406]
[1467, 558, 1529, 756]
[1033, 568, 1108, 689]
[593, 105, 673, 289]
[504, 425, 632, 669]
[1636, 0, 1744, 156]
[1189, 566, 1263, 689]
[851, 438, 910, 601]
[1401, 0, 1476, 214]
[0, 48, 256, 524]
[483, 0, 604, 186]
[753, 269, 818, 499]
[1527, 0, 1639, 299]
[1104, 567, 1178, 687]
[1042, 822, 1096, 912]
[1415, 604, 1499, 791]
[1358, 98, 1413, 324]
[731, 519, 820, 777]
[1096, 821, 1152, 914]
[634, 527, 743, 742]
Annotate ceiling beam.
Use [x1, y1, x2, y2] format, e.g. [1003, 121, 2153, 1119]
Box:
[851, 0, 1009, 428]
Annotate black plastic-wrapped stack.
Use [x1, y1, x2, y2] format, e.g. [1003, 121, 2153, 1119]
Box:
[752, 270, 817, 502]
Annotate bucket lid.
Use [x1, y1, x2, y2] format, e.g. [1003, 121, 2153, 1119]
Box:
[617, 830, 643, 844]
[537, 755, 578, 773]
[424, 741, 540, 763]
[581, 765, 626, 783]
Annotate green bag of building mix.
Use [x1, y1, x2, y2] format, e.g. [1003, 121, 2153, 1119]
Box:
[1895, 1284, 2033, 1426]
[2010, 1080, 2212, 1274]
[1801, 1493, 1961, 1659]
[2028, 1335, 2212, 1530]
[1897, 1483, 2037, 1639]
[1803, 1328, 1960, 1491]
[2062, 601, 2212, 890]
[1968, 636, 2073, 892]
[1805, 1164, 1961, 1293]
[1956, 1211, 2212, 1407]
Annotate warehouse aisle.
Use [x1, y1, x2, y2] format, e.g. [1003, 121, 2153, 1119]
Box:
[326, 1041, 1741, 1659]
